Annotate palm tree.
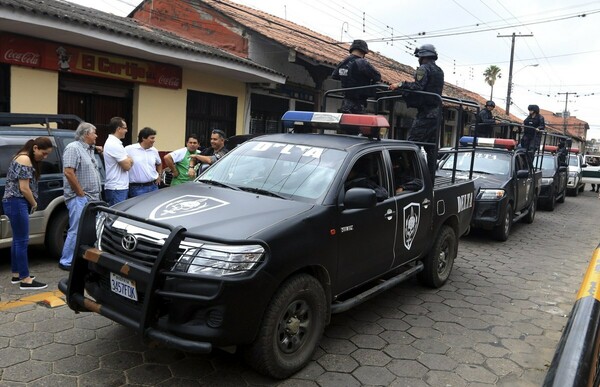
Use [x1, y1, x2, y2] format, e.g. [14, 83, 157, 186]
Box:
[483, 65, 502, 100]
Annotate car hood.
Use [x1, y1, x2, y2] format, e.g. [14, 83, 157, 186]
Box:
[111, 183, 314, 239]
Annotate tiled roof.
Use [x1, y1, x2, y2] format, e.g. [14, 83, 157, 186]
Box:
[198, 0, 519, 118]
[540, 108, 589, 139]
[0, 0, 282, 76]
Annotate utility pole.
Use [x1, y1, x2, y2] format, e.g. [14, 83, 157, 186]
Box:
[498, 33, 533, 116]
[558, 92, 577, 135]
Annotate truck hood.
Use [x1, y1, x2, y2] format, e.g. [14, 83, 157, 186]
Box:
[111, 183, 314, 239]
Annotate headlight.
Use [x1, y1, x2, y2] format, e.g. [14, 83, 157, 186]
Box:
[95, 212, 107, 248]
[568, 171, 576, 178]
[174, 244, 265, 276]
[541, 178, 553, 185]
[478, 189, 505, 200]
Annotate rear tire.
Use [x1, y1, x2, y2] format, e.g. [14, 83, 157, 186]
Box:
[547, 194, 556, 211]
[493, 203, 512, 241]
[418, 225, 456, 288]
[45, 208, 69, 258]
[244, 274, 326, 379]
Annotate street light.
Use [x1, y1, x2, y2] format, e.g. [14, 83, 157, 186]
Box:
[506, 64, 539, 116]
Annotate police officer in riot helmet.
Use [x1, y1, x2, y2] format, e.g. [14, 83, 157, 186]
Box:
[476, 101, 497, 137]
[390, 44, 444, 177]
[521, 104, 545, 165]
[332, 39, 382, 114]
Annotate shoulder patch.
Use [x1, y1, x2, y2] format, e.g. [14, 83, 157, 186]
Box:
[416, 68, 426, 81]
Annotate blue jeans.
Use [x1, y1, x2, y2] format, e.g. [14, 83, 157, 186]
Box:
[104, 189, 128, 206]
[2, 197, 30, 279]
[129, 184, 158, 198]
[60, 196, 89, 266]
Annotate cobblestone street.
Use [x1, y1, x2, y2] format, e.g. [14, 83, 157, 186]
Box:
[1, 190, 598, 386]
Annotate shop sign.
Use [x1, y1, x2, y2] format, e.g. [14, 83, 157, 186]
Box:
[0, 33, 182, 89]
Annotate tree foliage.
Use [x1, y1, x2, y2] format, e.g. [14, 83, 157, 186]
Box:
[483, 65, 502, 100]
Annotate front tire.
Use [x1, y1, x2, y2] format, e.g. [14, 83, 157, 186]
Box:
[244, 274, 327, 379]
[45, 208, 69, 258]
[418, 225, 456, 288]
[493, 203, 512, 241]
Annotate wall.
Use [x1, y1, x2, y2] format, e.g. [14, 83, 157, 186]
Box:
[10, 67, 57, 114]
[133, 67, 247, 152]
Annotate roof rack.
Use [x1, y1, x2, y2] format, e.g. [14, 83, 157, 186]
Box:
[0, 113, 83, 127]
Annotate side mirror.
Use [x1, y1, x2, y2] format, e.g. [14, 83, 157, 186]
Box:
[516, 169, 529, 179]
[582, 164, 587, 168]
[344, 188, 377, 209]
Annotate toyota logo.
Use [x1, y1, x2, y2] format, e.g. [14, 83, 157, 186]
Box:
[121, 234, 138, 252]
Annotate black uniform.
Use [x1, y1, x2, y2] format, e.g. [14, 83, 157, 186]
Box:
[557, 142, 568, 167]
[476, 108, 495, 137]
[332, 55, 381, 114]
[400, 61, 444, 177]
[521, 113, 545, 165]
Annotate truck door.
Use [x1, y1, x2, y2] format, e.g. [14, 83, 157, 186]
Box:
[337, 151, 396, 291]
[515, 154, 532, 210]
[388, 149, 433, 266]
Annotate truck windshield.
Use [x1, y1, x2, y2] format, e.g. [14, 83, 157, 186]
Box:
[534, 155, 556, 171]
[568, 155, 578, 167]
[201, 140, 347, 202]
[440, 151, 511, 176]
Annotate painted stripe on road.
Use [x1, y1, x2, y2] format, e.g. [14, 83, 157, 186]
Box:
[576, 247, 600, 301]
[0, 290, 65, 311]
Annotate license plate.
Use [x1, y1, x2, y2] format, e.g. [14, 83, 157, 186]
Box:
[110, 272, 138, 301]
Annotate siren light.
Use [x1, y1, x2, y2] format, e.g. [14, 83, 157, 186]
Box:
[281, 111, 389, 138]
[459, 136, 516, 150]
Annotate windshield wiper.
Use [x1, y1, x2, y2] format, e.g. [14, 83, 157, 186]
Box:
[197, 179, 241, 191]
[472, 170, 493, 175]
[239, 187, 286, 199]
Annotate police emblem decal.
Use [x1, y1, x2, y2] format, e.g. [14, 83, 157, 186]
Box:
[416, 68, 425, 81]
[149, 195, 230, 220]
[403, 203, 421, 250]
[121, 234, 138, 252]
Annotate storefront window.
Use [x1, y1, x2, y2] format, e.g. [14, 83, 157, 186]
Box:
[0, 64, 9, 112]
[186, 90, 236, 146]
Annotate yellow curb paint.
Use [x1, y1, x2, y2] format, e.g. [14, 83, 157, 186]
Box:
[576, 247, 600, 301]
[0, 290, 65, 311]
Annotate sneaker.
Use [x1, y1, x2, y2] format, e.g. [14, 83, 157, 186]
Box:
[20, 280, 48, 290]
[11, 275, 35, 284]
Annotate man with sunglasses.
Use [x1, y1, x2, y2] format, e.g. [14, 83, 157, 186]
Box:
[189, 129, 229, 172]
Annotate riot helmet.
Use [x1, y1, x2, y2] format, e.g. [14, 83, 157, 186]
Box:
[414, 44, 438, 60]
[349, 40, 369, 54]
[485, 101, 496, 108]
[527, 104, 540, 114]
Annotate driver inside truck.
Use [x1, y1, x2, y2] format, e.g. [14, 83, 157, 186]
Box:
[345, 156, 388, 201]
[392, 152, 423, 194]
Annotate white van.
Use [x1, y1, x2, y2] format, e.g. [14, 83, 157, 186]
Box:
[582, 154, 600, 187]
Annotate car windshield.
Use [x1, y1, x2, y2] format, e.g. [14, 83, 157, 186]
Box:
[200, 140, 347, 203]
[440, 150, 511, 176]
[534, 155, 556, 171]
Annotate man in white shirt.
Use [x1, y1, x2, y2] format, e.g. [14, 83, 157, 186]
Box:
[103, 117, 133, 205]
[125, 127, 162, 198]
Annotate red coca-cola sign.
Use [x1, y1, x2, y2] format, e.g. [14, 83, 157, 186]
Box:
[3, 49, 41, 66]
[0, 33, 182, 89]
[159, 75, 181, 88]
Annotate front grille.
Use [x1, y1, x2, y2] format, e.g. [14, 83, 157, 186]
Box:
[100, 223, 185, 268]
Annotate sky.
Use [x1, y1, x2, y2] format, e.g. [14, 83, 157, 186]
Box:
[66, 0, 600, 140]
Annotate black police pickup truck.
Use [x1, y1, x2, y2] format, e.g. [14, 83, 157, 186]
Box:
[60, 111, 474, 378]
[534, 147, 568, 211]
[438, 136, 541, 241]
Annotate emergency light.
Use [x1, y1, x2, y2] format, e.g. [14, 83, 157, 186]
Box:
[459, 136, 516, 150]
[281, 111, 390, 138]
[569, 147, 580, 154]
[542, 145, 557, 153]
